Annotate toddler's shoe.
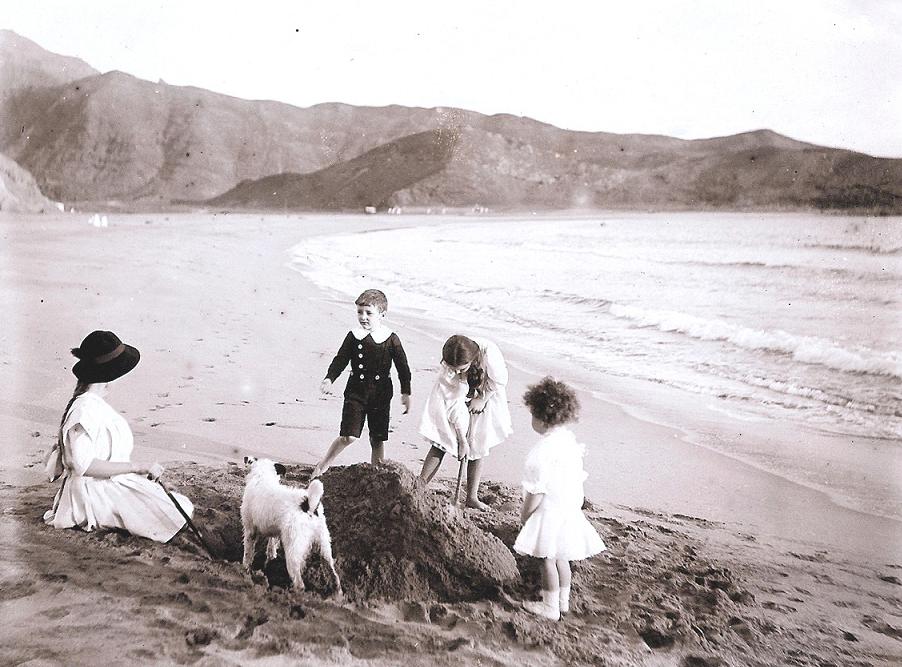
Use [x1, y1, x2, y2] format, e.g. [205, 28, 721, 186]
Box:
[522, 599, 560, 621]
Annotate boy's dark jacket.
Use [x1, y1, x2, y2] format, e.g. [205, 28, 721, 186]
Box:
[326, 330, 411, 400]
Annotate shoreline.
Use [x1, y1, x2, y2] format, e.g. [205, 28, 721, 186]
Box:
[285, 216, 901, 561]
[3, 212, 899, 563]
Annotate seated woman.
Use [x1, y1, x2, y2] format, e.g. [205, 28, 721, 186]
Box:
[44, 330, 192, 542]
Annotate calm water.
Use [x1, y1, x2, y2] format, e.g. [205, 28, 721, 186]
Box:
[290, 212, 901, 445]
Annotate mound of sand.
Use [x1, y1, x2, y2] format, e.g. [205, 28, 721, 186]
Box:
[312, 462, 519, 602]
[163, 461, 518, 602]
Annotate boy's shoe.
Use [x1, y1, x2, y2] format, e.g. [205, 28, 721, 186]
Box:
[522, 600, 560, 621]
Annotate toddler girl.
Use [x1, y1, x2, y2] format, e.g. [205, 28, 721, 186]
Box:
[513, 377, 605, 621]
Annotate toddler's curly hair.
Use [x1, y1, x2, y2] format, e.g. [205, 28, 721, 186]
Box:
[523, 376, 580, 426]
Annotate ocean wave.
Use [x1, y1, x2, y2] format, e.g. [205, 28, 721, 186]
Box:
[804, 243, 902, 255]
[607, 303, 902, 379]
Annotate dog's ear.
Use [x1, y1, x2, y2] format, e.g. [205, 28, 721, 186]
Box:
[274, 463, 287, 477]
[244, 455, 257, 466]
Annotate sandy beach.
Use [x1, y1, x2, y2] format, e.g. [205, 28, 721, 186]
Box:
[2, 212, 900, 666]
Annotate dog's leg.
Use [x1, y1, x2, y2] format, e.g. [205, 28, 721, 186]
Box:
[283, 529, 314, 591]
[265, 537, 280, 563]
[318, 523, 343, 596]
[242, 528, 256, 571]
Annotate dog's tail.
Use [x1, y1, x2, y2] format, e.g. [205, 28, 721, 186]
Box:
[301, 478, 324, 515]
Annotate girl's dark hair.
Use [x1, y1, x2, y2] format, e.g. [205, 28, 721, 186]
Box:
[442, 335, 483, 397]
[523, 377, 580, 426]
[441, 335, 479, 367]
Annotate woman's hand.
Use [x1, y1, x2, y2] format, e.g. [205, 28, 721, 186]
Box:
[400, 393, 410, 414]
[320, 378, 333, 395]
[145, 462, 165, 481]
[128, 461, 164, 480]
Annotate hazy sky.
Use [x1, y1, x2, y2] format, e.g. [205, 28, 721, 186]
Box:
[6, 1, 902, 157]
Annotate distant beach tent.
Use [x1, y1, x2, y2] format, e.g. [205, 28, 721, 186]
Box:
[364, 206, 377, 214]
[88, 213, 109, 227]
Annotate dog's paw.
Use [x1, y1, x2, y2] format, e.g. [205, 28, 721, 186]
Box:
[250, 571, 268, 586]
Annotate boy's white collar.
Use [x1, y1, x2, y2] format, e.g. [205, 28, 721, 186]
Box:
[351, 325, 393, 344]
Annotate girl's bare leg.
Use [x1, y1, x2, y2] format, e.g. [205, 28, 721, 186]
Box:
[418, 445, 445, 484]
[542, 558, 561, 592]
[465, 458, 490, 510]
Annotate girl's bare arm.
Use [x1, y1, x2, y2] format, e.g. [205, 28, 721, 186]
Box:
[520, 491, 544, 524]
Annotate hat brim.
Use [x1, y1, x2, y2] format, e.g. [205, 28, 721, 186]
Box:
[72, 345, 140, 383]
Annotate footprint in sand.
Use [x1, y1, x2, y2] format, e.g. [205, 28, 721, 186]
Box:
[861, 615, 902, 640]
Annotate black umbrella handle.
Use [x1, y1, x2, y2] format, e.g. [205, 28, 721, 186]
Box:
[157, 479, 216, 560]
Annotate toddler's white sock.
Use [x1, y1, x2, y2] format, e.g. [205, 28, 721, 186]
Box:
[542, 588, 560, 613]
[559, 585, 571, 614]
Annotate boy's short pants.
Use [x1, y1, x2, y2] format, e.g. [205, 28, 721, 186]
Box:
[340, 397, 390, 442]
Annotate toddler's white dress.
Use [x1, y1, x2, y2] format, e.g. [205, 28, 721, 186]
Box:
[418, 363, 471, 454]
[513, 426, 606, 560]
[44, 392, 191, 542]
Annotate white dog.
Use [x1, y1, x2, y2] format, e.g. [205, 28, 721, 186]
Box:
[240, 456, 342, 595]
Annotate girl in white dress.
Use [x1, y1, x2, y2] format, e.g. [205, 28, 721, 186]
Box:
[44, 330, 192, 542]
[514, 377, 605, 621]
[417, 339, 471, 462]
[418, 335, 513, 509]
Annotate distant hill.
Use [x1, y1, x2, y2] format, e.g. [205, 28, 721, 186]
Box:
[210, 126, 902, 212]
[0, 30, 97, 91]
[2, 30, 900, 213]
[208, 129, 457, 209]
[0, 152, 55, 213]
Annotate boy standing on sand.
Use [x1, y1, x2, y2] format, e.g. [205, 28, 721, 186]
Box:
[312, 289, 411, 477]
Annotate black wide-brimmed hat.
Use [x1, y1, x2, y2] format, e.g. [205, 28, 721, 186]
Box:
[71, 330, 140, 383]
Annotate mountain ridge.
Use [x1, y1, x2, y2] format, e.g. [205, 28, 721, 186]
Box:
[1, 30, 899, 213]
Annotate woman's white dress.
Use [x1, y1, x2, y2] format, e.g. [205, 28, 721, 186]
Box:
[465, 337, 513, 459]
[43, 392, 191, 542]
[513, 426, 606, 560]
[418, 364, 471, 454]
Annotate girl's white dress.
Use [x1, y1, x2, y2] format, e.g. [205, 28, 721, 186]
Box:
[465, 337, 513, 459]
[513, 426, 606, 560]
[418, 363, 470, 453]
[43, 392, 191, 542]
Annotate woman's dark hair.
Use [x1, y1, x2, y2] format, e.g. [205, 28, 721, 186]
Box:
[58, 381, 89, 446]
[523, 376, 580, 426]
[442, 335, 483, 397]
